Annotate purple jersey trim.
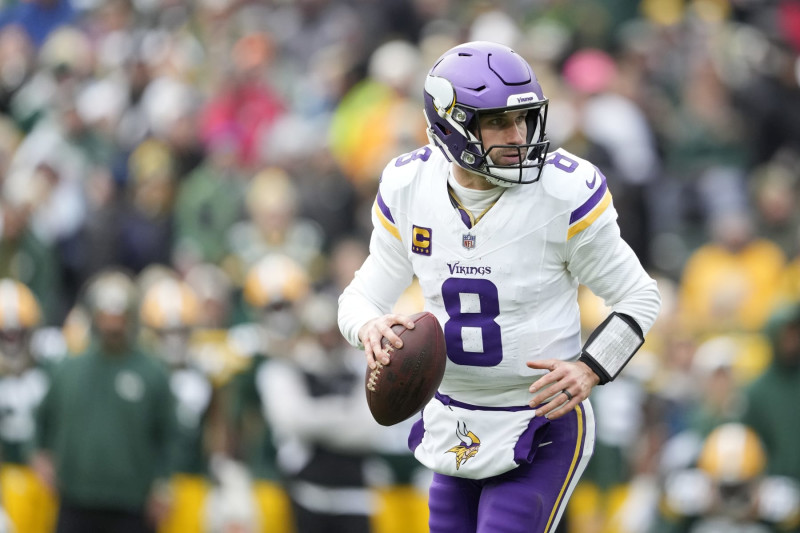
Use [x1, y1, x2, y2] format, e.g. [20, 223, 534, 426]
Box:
[568, 172, 607, 224]
[376, 190, 395, 223]
[408, 416, 425, 452]
[513, 415, 551, 464]
[435, 392, 536, 412]
[458, 208, 472, 229]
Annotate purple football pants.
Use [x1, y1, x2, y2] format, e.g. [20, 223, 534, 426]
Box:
[427, 400, 595, 533]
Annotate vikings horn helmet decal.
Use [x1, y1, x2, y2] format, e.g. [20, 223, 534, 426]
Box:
[446, 421, 481, 470]
[423, 41, 550, 187]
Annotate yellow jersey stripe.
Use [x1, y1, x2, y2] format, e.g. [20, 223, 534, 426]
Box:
[373, 200, 401, 241]
[567, 191, 611, 240]
[544, 405, 584, 533]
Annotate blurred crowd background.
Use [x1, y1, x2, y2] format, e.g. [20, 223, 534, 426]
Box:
[0, 0, 799, 532]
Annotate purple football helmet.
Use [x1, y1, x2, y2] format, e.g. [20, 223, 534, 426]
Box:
[423, 41, 549, 186]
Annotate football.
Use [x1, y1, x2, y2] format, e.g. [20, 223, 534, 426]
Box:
[365, 311, 447, 426]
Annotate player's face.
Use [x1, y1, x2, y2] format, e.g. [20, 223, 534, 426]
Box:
[477, 110, 528, 166]
[155, 327, 192, 367]
[94, 311, 132, 352]
[0, 328, 27, 359]
[260, 301, 301, 356]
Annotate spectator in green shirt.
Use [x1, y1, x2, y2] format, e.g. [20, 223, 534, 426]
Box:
[32, 269, 176, 533]
[741, 303, 800, 484]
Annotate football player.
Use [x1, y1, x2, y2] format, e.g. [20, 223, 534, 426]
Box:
[139, 274, 219, 533]
[224, 253, 314, 533]
[0, 279, 58, 533]
[259, 291, 379, 533]
[338, 41, 661, 533]
[656, 423, 800, 532]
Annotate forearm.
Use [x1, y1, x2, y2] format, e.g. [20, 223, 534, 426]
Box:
[338, 233, 414, 347]
[338, 281, 388, 348]
[569, 222, 661, 335]
[568, 221, 661, 383]
[261, 362, 378, 450]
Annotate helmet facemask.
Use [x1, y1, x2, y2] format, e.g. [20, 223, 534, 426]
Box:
[469, 103, 549, 186]
[153, 327, 193, 368]
[0, 328, 32, 373]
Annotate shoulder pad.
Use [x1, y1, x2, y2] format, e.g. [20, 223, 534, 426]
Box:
[540, 149, 614, 240]
[757, 476, 800, 524]
[663, 469, 713, 517]
[380, 145, 444, 189]
[227, 323, 267, 359]
[540, 149, 603, 200]
[374, 146, 447, 243]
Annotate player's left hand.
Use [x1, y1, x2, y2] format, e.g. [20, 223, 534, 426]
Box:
[30, 451, 56, 493]
[526, 359, 600, 420]
[146, 479, 173, 527]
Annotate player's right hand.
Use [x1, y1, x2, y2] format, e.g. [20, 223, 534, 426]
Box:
[358, 314, 416, 369]
[30, 451, 56, 493]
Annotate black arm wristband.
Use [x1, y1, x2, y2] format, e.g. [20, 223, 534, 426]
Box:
[578, 312, 645, 385]
[578, 352, 612, 385]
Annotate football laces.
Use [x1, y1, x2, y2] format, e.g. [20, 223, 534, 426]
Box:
[367, 362, 383, 392]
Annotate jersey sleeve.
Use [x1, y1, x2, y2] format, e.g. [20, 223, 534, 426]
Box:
[34, 362, 60, 452]
[373, 188, 402, 243]
[552, 157, 660, 335]
[565, 193, 661, 335]
[565, 166, 614, 242]
[257, 359, 380, 451]
[338, 179, 415, 348]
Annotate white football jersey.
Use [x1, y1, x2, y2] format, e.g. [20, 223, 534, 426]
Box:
[339, 145, 660, 406]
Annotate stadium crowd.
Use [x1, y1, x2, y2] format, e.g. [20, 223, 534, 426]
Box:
[0, 0, 799, 532]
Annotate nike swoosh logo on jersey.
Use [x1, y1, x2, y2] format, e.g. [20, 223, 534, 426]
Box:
[585, 173, 597, 189]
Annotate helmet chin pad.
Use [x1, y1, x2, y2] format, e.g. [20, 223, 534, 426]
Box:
[482, 152, 541, 187]
[462, 104, 550, 186]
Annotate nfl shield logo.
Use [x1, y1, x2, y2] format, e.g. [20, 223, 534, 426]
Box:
[462, 234, 476, 249]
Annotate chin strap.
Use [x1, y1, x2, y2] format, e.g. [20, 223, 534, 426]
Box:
[578, 312, 645, 385]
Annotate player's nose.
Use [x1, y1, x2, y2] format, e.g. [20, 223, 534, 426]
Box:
[505, 123, 526, 145]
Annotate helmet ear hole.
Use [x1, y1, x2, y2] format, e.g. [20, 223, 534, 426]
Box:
[528, 140, 548, 161]
[434, 123, 451, 137]
[525, 109, 542, 143]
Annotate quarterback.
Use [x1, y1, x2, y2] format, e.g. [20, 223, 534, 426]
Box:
[338, 41, 661, 533]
